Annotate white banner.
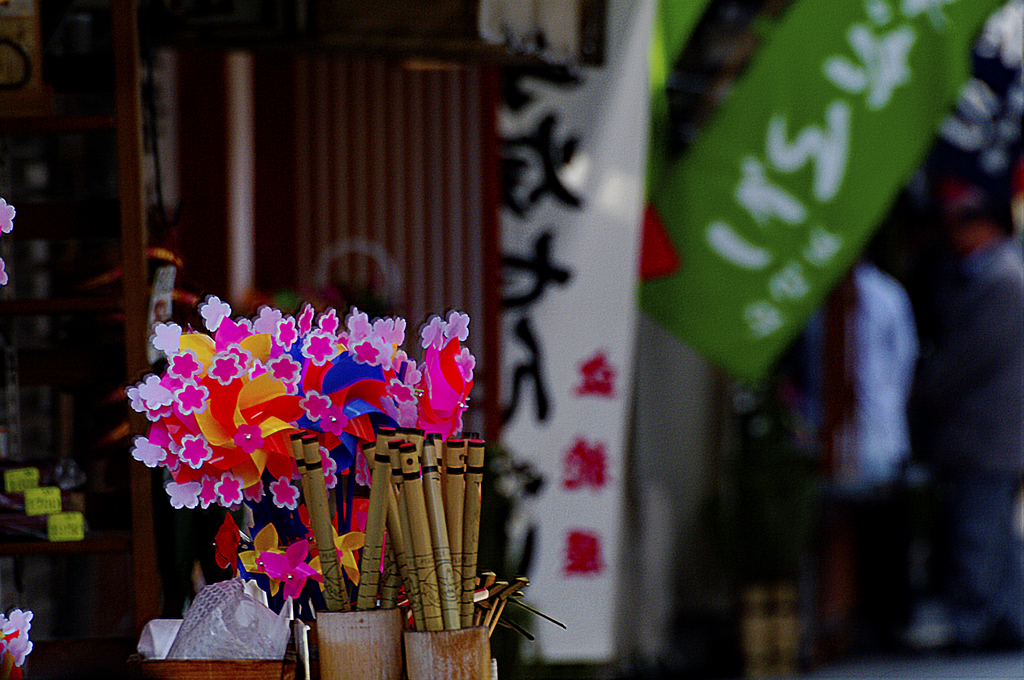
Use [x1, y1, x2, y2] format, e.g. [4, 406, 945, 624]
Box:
[498, 0, 654, 662]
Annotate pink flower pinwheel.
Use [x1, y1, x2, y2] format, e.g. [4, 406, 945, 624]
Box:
[318, 308, 340, 334]
[276, 315, 298, 350]
[2, 609, 31, 638]
[270, 476, 300, 510]
[198, 475, 219, 509]
[174, 380, 210, 416]
[267, 354, 301, 389]
[302, 331, 339, 366]
[444, 310, 470, 342]
[0, 198, 15, 234]
[253, 305, 283, 334]
[387, 378, 415, 404]
[454, 347, 476, 383]
[346, 308, 372, 344]
[320, 404, 349, 436]
[199, 295, 231, 332]
[152, 322, 182, 355]
[234, 423, 265, 454]
[216, 472, 245, 507]
[209, 351, 245, 385]
[323, 451, 339, 489]
[168, 350, 203, 381]
[260, 540, 323, 600]
[300, 391, 331, 422]
[297, 303, 315, 335]
[131, 436, 168, 468]
[419, 315, 445, 350]
[179, 434, 213, 469]
[8, 633, 31, 667]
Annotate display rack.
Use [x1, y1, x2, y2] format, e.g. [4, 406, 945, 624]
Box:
[0, 0, 159, 642]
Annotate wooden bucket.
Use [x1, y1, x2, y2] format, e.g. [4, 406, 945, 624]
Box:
[317, 609, 405, 680]
[403, 626, 490, 680]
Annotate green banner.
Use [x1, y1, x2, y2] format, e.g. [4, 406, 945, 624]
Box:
[641, 0, 1002, 382]
[648, 0, 714, 192]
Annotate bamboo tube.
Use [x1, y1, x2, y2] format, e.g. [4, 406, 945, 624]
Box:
[357, 436, 391, 609]
[379, 438, 416, 614]
[391, 439, 425, 629]
[291, 433, 349, 611]
[460, 440, 485, 626]
[399, 441, 444, 631]
[444, 439, 465, 623]
[421, 436, 459, 629]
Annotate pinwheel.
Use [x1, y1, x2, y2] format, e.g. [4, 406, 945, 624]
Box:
[129, 297, 482, 616]
[0, 197, 13, 287]
[0, 608, 31, 680]
[261, 540, 324, 601]
[415, 311, 476, 440]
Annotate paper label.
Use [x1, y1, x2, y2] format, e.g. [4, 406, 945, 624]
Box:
[24, 486, 61, 516]
[47, 512, 85, 542]
[4, 467, 39, 494]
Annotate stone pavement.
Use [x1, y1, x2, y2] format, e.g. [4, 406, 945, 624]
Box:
[792, 651, 1024, 679]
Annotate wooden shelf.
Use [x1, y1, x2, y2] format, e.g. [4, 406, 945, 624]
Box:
[0, 114, 116, 134]
[3, 199, 120, 240]
[0, 530, 131, 556]
[0, 297, 122, 316]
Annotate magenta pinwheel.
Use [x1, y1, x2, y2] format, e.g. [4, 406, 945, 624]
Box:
[260, 539, 324, 600]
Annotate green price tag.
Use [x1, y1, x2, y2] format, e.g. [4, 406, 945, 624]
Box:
[4, 467, 40, 494]
[24, 486, 61, 516]
[47, 512, 85, 542]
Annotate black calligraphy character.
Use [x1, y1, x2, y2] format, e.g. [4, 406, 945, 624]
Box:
[503, 65, 584, 112]
[502, 231, 573, 308]
[502, 317, 550, 424]
[503, 114, 583, 217]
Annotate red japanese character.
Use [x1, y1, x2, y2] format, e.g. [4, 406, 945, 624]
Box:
[575, 350, 616, 397]
[562, 438, 608, 491]
[564, 529, 604, 576]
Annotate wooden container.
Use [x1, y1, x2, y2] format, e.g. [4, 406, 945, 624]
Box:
[403, 626, 490, 680]
[126, 652, 296, 680]
[317, 608, 404, 680]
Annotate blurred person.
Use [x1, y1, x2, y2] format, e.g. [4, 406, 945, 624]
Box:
[910, 177, 1024, 651]
[833, 250, 920, 651]
[844, 255, 920, 495]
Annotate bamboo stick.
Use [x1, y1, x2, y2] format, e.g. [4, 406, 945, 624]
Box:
[291, 433, 349, 611]
[422, 435, 459, 629]
[391, 438, 425, 629]
[356, 436, 391, 609]
[460, 439, 485, 626]
[399, 441, 444, 631]
[444, 439, 465, 624]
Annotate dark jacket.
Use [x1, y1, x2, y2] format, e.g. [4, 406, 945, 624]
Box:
[911, 236, 1024, 475]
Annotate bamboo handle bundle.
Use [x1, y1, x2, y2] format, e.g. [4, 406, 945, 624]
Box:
[290, 433, 349, 611]
[460, 440, 485, 626]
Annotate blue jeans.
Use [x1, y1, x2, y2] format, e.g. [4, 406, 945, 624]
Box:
[939, 471, 1024, 646]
